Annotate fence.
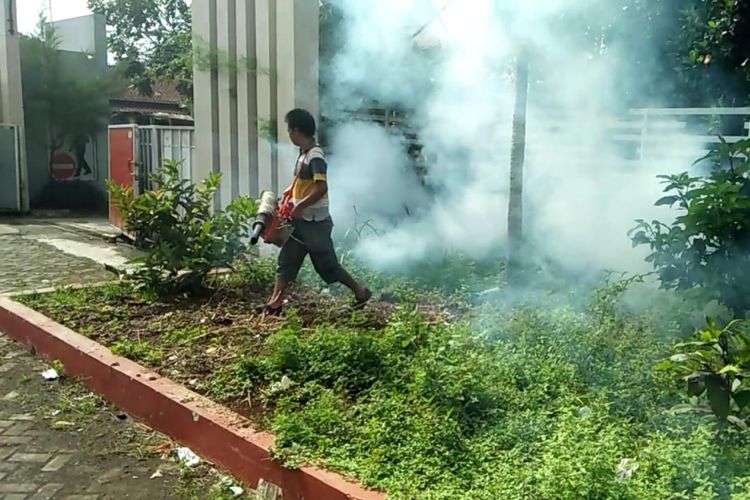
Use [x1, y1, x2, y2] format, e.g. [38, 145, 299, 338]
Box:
[338, 106, 750, 173]
[108, 124, 195, 231]
[136, 126, 195, 191]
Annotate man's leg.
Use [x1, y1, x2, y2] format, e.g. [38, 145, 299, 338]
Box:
[336, 267, 371, 303]
[265, 232, 307, 310]
[306, 220, 371, 303]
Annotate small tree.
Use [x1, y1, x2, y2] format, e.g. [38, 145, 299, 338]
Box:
[630, 138, 750, 314]
[20, 15, 120, 171]
[108, 160, 257, 295]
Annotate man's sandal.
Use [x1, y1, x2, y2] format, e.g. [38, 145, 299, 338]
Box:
[254, 303, 283, 316]
[352, 288, 373, 310]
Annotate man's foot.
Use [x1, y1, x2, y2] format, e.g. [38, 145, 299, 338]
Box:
[254, 303, 283, 316]
[352, 288, 372, 310]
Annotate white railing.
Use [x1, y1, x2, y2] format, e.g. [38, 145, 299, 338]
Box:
[137, 125, 195, 187]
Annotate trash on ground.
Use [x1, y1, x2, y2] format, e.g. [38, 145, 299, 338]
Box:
[616, 458, 639, 482]
[176, 447, 201, 467]
[150, 470, 164, 479]
[41, 368, 59, 380]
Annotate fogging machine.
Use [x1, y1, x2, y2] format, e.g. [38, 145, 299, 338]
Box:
[250, 190, 294, 247]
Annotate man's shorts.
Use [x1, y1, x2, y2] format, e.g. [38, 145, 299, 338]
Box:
[276, 218, 345, 284]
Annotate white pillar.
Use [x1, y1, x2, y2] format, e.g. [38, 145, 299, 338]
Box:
[255, 0, 277, 195]
[237, 0, 259, 198]
[0, 0, 28, 212]
[192, 0, 319, 205]
[192, 0, 221, 208]
[275, 0, 319, 192]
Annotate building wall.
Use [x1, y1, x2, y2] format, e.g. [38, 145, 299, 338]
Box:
[192, 0, 319, 207]
[19, 14, 109, 211]
[51, 15, 108, 71]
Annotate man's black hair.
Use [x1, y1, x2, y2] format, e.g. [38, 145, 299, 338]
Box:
[285, 108, 316, 137]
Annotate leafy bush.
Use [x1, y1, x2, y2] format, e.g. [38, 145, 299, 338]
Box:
[630, 138, 750, 313]
[658, 319, 750, 426]
[109, 160, 257, 294]
[214, 279, 750, 498]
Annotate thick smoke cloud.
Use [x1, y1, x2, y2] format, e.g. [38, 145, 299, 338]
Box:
[322, 0, 703, 275]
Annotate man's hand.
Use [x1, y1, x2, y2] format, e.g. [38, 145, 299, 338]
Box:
[289, 203, 305, 220]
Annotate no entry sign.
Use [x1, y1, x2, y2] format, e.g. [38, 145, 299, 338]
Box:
[51, 152, 76, 180]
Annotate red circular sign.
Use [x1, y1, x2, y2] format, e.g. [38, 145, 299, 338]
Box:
[51, 153, 76, 180]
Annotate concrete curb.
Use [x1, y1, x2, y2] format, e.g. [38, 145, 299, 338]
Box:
[0, 296, 384, 500]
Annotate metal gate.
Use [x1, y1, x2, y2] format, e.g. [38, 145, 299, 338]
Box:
[0, 124, 21, 212]
[136, 126, 194, 192]
[108, 125, 194, 231]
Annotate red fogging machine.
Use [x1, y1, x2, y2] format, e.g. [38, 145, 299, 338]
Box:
[250, 189, 294, 247]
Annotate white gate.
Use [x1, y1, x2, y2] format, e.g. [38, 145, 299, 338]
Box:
[137, 125, 194, 188]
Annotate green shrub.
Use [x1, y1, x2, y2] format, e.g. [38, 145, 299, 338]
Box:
[658, 319, 750, 426]
[630, 138, 750, 314]
[108, 159, 257, 295]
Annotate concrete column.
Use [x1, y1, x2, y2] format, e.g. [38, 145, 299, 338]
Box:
[192, 0, 221, 208]
[275, 0, 319, 191]
[255, 0, 278, 195]
[237, 0, 259, 198]
[217, 0, 239, 204]
[0, 0, 28, 212]
[192, 0, 318, 204]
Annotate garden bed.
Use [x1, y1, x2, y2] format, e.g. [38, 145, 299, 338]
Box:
[13, 267, 750, 499]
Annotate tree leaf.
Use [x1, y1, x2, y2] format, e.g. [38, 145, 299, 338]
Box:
[655, 196, 679, 207]
[718, 364, 741, 375]
[733, 390, 750, 410]
[669, 353, 703, 363]
[687, 376, 706, 397]
[706, 375, 731, 419]
[727, 415, 749, 429]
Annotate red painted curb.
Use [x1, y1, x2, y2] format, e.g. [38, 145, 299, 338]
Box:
[0, 296, 384, 500]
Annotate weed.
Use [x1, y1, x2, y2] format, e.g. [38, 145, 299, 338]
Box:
[110, 339, 163, 364]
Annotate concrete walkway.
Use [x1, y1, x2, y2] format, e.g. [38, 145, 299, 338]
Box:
[0, 218, 237, 499]
[0, 217, 136, 293]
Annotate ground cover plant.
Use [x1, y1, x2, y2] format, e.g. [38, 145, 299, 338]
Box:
[20, 142, 750, 498]
[18, 261, 750, 499]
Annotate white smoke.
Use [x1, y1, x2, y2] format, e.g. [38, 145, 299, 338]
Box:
[322, 0, 703, 275]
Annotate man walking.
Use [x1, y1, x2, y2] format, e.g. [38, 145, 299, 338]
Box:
[259, 108, 371, 315]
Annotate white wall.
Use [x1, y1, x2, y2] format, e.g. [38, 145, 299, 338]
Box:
[192, 0, 319, 207]
[51, 15, 107, 70]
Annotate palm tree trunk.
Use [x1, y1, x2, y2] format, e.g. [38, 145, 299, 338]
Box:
[506, 53, 529, 285]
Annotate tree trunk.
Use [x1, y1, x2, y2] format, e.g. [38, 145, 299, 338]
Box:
[506, 53, 529, 285]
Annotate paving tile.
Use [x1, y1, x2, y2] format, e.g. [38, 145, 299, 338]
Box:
[4, 494, 30, 500]
[41, 455, 73, 472]
[0, 436, 32, 446]
[8, 453, 51, 464]
[0, 483, 39, 493]
[29, 483, 64, 500]
[2, 422, 34, 437]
